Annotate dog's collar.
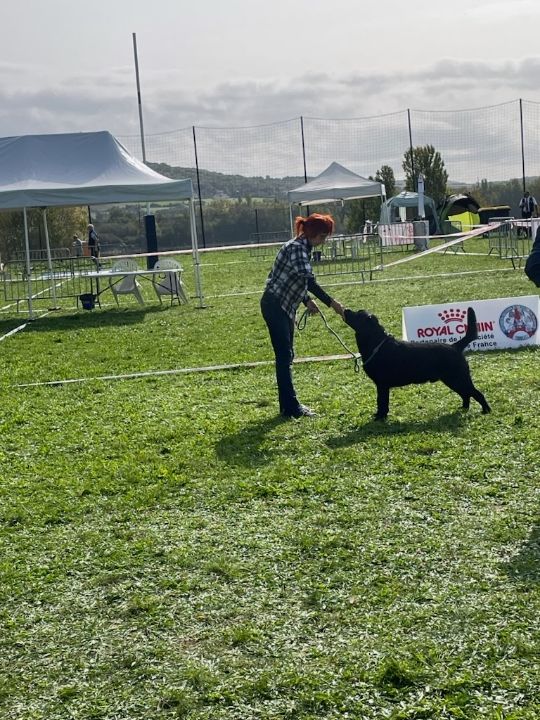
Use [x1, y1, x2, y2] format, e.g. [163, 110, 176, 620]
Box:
[362, 335, 389, 367]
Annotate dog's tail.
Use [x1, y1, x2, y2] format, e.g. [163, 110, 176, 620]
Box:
[453, 307, 478, 353]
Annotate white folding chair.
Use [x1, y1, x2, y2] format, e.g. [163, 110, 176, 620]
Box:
[152, 258, 188, 305]
[109, 259, 145, 306]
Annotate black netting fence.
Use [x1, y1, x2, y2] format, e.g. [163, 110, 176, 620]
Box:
[114, 99, 540, 251]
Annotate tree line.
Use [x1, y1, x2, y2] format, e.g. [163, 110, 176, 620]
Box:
[1, 147, 537, 260]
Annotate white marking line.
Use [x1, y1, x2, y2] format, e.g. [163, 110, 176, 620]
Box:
[0, 309, 52, 342]
[14, 353, 353, 388]
[0, 323, 27, 341]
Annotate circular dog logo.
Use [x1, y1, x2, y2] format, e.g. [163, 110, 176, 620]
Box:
[499, 304, 538, 341]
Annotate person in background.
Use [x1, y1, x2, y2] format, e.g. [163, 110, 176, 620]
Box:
[87, 223, 101, 259]
[72, 233, 84, 257]
[518, 191, 538, 237]
[260, 213, 345, 419]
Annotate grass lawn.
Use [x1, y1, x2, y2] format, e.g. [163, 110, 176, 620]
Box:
[1, 242, 539, 719]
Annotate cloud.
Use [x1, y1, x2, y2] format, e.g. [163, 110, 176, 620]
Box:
[466, 0, 540, 20]
[1, 57, 540, 181]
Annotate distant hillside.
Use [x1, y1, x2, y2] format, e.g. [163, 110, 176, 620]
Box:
[148, 162, 306, 200]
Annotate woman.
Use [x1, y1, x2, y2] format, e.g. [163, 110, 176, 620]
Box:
[260, 213, 344, 418]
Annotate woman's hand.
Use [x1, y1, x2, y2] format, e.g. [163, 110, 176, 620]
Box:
[306, 298, 320, 315]
[330, 299, 345, 318]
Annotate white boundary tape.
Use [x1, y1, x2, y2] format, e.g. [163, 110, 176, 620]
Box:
[207, 266, 515, 299]
[98, 226, 488, 262]
[13, 353, 353, 388]
[374, 224, 501, 271]
[0, 310, 52, 343]
[0, 322, 28, 342]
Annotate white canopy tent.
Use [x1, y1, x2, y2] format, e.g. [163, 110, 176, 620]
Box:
[287, 161, 385, 232]
[0, 130, 202, 316]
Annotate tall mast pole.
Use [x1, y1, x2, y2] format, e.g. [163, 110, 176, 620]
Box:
[132, 32, 147, 164]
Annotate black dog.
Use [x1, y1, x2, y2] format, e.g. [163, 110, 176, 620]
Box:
[344, 307, 491, 420]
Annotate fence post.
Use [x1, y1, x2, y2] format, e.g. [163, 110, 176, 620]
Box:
[300, 116, 308, 183]
[300, 116, 310, 216]
[192, 126, 206, 249]
[519, 98, 526, 193]
[407, 109, 415, 190]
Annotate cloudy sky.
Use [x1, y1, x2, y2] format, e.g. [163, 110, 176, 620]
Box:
[2, 0, 540, 180]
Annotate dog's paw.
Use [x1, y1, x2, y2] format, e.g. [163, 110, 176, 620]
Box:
[373, 414, 387, 422]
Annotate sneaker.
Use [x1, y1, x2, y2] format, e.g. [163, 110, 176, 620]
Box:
[282, 405, 317, 419]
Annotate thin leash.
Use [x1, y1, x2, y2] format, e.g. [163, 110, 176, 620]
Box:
[297, 308, 362, 372]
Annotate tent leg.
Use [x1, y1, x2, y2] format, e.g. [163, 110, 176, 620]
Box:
[23, 208, 35, 320]
[43, 209, 59, 309]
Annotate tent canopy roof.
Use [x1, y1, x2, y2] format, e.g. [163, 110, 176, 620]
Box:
[440, 193, 480, 219]
[0, 131, 193, 209]
[288, 161, 384, 205]
[382, 191, 438, 210]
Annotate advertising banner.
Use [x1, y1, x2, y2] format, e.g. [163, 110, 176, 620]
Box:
[402, 296, 539, 351]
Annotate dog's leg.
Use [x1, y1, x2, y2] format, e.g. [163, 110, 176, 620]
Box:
[374, 385, 390, 420]
[442, 376, 491, 414]
[471, 386, 491, 414]
[440, 375, 473, 411]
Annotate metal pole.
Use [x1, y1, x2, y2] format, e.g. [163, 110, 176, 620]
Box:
[133, 32, 151, 217]
[407, 109, 416, 190]
[417, 173, 425, 219]
[300, 116, 310, 217]
[42, 209, 58, 309]
[519, 98, 526, 193]
[192, 126, 206, 248]
[132, 32, 147, 164]
[189, 197, 205, 308]
[300, 116, 308, 184]
[23, 208, 34, 319]
[254, 208, 260, 239]
[289, 204, 294, 237]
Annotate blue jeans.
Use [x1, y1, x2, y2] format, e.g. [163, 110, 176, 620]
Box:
[260, 290, 300, 415]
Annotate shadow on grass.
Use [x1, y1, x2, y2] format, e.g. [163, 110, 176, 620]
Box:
[0, 305, 169, 334]
[326, 410, 466, 448]
[215, 414, 287, 467]
[503, 523, 540, 584]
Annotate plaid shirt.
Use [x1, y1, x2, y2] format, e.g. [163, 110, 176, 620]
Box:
[264, 236, 331, 320]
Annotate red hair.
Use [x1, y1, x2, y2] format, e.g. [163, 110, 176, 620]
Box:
[295, 213, 335, 239]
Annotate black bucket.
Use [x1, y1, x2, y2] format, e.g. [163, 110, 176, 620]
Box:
[79, 293, 96, 310]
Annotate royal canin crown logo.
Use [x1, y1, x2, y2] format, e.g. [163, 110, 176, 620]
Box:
[437, 308, 467, 324]
[417, 307, 494, 340]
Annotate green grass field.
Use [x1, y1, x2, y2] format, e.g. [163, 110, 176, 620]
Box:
[1, 242, 539, 719]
